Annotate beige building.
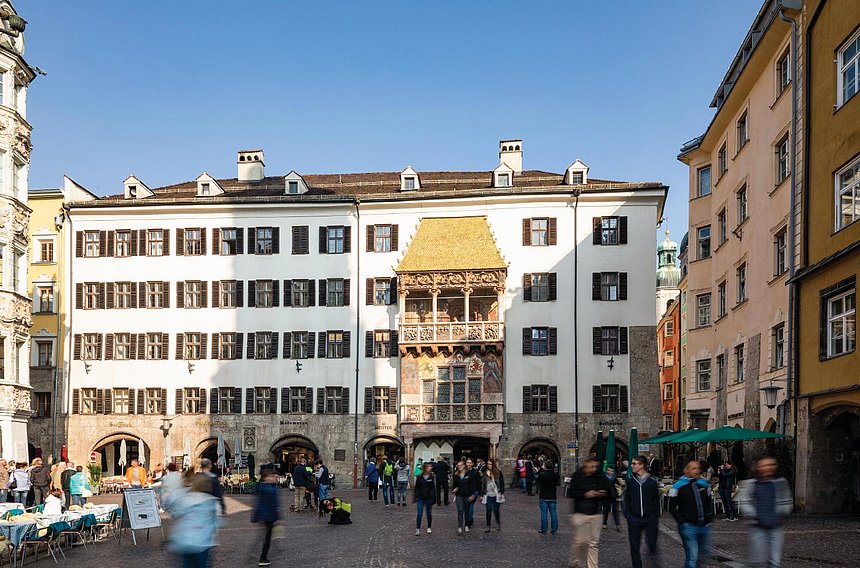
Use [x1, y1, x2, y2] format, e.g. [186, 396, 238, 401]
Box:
[678, 0, 800, 441]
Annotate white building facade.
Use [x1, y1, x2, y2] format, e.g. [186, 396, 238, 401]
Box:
[64, 142, 665, 481]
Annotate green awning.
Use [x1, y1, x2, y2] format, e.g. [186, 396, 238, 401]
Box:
[694, 426, 788, 443]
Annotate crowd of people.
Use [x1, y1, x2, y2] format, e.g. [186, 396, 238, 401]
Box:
[0, 457, 92, 509]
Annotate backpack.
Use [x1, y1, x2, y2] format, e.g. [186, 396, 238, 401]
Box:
[383, 462, 394, 477]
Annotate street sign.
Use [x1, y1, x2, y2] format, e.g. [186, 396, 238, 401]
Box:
[89, 451, 98, 463]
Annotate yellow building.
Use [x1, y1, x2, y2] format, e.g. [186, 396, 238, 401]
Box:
[792, 0, 860, 514]
[27, 178, 95, 458]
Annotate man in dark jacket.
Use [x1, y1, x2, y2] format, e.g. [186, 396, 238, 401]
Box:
[624, 456, 662, 568]
[28, 459, 51, 506]
[200, 458, 226, 515]
[432, 458, 450, 505]
[60, 463, 75, 507]
[568, 457, 613, 568]
[252, 470, 280, 566]
[668, 460, 713, 568]
[536, 460, 560, 534]
[292, 458, 309, 512]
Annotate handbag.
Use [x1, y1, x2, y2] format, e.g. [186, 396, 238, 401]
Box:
[481, 495, 488, 505]
[81, 488, 93, 498]
[497, 494, 506, 504]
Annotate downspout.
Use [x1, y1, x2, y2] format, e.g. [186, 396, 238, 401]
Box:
[573, 190, 581, 467]
[353, 200, 361, 489]
[61, 204, 73, 462]
[50, 208, 63, 461]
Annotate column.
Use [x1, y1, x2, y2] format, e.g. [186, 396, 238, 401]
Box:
[431, 288, 439, 341]
[463, 288, 471, 323]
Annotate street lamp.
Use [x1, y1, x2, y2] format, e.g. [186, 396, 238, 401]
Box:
[760, 380, 783, 409]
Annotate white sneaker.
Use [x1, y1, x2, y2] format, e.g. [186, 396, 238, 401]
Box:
[427, 528, 432, 534]
[415, 529, 420, 536]
[457, 528, 463, 534]
[465, 526, 470, 533]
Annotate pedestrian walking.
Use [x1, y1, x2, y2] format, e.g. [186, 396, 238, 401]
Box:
[381, 456, 397, 507]
[517, 457, 526, 492]
[395, 457, 410, 506]
[163, 472, 221, 568]
[60, 463, 75, 507]
[718, 462, 738, 521]
[28, 458, 50, 506]
[10, 462, 30, 504]
[524, 456, 536, 496]
[305, 460, 317, 511]
[737, 456, 793, 568]
[252, 470, 281, 567]
[536, 459, 560, 534]
[624, 455, 662, 568]
[432, 457, 450, 505]
[668, 460, 714, 568]
[365, 458, 379, 501]
[481, 458, 505, 532]
[648, 453, 662, 477]
[69, 465, 91, 507]
[414, 462, 435, 535]
[291, 458, 309, 512]
[568, 456, 613, 568]
[200, 458, 226, 515]
[452, 459, 479, 534]
[602, 466, 623, 532]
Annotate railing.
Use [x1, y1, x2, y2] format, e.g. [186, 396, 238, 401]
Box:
[402, 403, 503, 423]
[398, 321, 503, 344]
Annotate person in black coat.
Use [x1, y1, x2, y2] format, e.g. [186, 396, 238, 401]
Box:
[624, 456, 662, 568]
[568, 457, 614, 567]
[601, 466, 623, 532]
[452, 459, 479, 533]
[524, 457, 536, 496]
[432, 458, 451, 505]
[414, 463, 435, 535]
[252, 470, 281, 566]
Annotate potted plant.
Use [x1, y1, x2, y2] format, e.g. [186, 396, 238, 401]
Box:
[87, 463, 103, 494]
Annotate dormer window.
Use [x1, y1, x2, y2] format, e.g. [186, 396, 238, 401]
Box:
[285, 172, 308, 195]
[128, 185, 137, 198]
[195, 173, 224, 197]
[404, 177, 416, 191]
[497, 173, 510, 187]
[565, 160, 589, 185]
[200, 183, 210, 196]
[571, 172, 583, 185]
[124, 175, 153, 199]
[399, 166, 421, 191]
[288, 181, 299, 194]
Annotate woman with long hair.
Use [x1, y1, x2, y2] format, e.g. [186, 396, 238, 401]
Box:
[451, 459, 478, 534]
[414, 462, 435, 535]
[482, 458, 505, 532]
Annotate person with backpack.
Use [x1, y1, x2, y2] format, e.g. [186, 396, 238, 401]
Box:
[365, 458, 379, 501]
[395, 458, 410, 506]
[414, 462, 435, 535]
[251, 470, 280, 567]
[381, 456, 396, 507]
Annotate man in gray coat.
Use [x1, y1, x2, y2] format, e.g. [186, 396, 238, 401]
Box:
[737, 456, 793, 567]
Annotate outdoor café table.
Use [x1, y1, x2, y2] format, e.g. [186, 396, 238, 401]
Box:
[0, 503, 23, 514]
[0, 518, 36, 566]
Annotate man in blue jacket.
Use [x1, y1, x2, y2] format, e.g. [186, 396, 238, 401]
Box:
[624, 455, 662, 568]
[252, 470, 281, 566]
[668, 460, 713, 568]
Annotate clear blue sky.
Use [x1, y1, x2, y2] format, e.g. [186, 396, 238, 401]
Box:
[23, 1, 758, 244]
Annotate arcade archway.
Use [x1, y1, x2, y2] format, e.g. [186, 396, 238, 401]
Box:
[519, 438, 561, 470]
[271, 435, 318, 475]
[364, 436, 405, 463]
[91, 432, 151, 477]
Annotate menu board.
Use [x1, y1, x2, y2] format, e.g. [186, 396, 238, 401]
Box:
[122, 488, 162, 530]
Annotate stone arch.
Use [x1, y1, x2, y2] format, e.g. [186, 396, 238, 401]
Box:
[270, 434, 319, 469]
[363, 434, 405, 461]
[91, 431, 152, 477]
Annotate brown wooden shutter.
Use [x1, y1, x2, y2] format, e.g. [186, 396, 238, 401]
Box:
[523, 274, 532, 301]
[211, 333, 220, 359]
[73, 334, 82, 360]
[137, 282, 145, 308]
[390, 277, 398, 304]
[247, 333, 256, 359]
[344, 226, 351, 253]
[201, 281, 208, 308]
[592, 385, 603, 412]
[619, 327, 629, 354]
[106, 283, 115, 309]
[161, 282, 170, 307]
[129, 334, 138, 360]
[199, 388, 207, 414]
[593, 327, 602, 354]
[103, 389, 113, 415]
[270, 332, 278, 359]
[318, 280, 327, 306]
[236, 227, 244, 254]
[619, 216, 628, 244]
[272, 280, 279, 307]
[269, 387, 277, 413]
[247, 227, 257, 254]
[280, 388, 289, 414]
[210, 388, 220, 414]
[272, 227, 280, 254]
[176, 228, 185, 256]
[365, 331, 374, 358]
[97, 334, 104, 359]
[364, 387, 373, 414]
[391, 225, 399, 251]
[283, 280, 292, 307]
[318, 332, 326, 358]
[522, 219, 530, 246]
[283, 332, 291, 359]
[72, 389, 80, 414]
[176, 282, 185, 309]
[162, 229, 170, 256]
[343, 331, 351, 358]
[106, 231, 115, 257]
[549, 386, 558, 413]
[236, 281, 244, 307]
[523, 386, 532, 413]
[246, 388, 255, 414]
[304, 387, 313, 414]
[548, 218, 557, 245]
[75, 283, 83, 310]
[95, 389, 104, 414]
[343, 279, 351, 306]
[308, 279, 316, 306]
[200, 228, 207, 255]
[176, 333, 185, 360]
[137, 334, 146, 359]
[592, 273, 602, 300]
[307, 332, 315, 359]
[549, 327, 558, 355]
[133, 230, 142, 256]
[200, 334, 207, 359]
[247, 280, 256, 307]
[366, 278, 374, 305]
[99, 231, 107, 257]
[129, 282, 137, 308]
[160, 333, 169, 359]
[160, 388, 168, 415]
[97, 283, 106, 309]
[105, 334, 114, 360]
[212, 228, 221, 255]
[548, 273, 558, 301]
[235, 333, 243, 359]
[593, 217, 602, 245]
[342, 387, 350, 414]
[211, 281, 220, 308]
[366, 225, 374, 252]
[389, 330, 398, 355]
[387, 388, 397, 414]
[175, 389, 183, 414]
[292, 226, 301, 254]
[75, 232, 83, 257]
[522, 328, 532, 355]
[317, 388, 325, 414]
[136, 389, 145, 414]
[292, 226, 308, 255]
[620, 386, 629, 412]
[619, 273, 628, 300]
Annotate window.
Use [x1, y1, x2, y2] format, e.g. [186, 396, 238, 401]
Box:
[326, 331, 344, 358]
[663, 383, 674, 400]
[288, 181, 299, 194]
[664, 349, 674, 367]
[665, 322, 674, 337]
[838, 29, 860, 106]
[373, 225, 392, 253]
[84, 231, 100, 257]
[289, 387, 307, 413]
[184, 333, 202, 360]
[184, 388, 201, 414]
[697, 293, 711, 327]
[571, 172, 584, 185]
[220, 228, 238, 255]
[114, 231, 131, 257]
[199, 183, 210, 196]
[83, 283, 99, 309]
[219, 280, 237, 308]
[696, 360, 711, 391]
[290, 332, 309, 359]
[773, 324, 786, 369]
[373, 330, 391, 358]
[717, 209, 727, 245]
[219, 333, 237, 360]
[184, 229, 202, 255]
[601, 327, 619, 355]
[127, 185, 137, 198]
[403, 177, 416, 191]
[373, 278, 391, 306]
[145, 388, 162, 414]
[114, 333, 131, 360]
[697, 226, 711, 259]
[530, 385, 550, 412]
[38, 239, 54, 263]
[718, 143, 727, 177]
[327, 279, 345, 307]
[36, 286, 54, 313]
[532, 273, 550, 302]
[737, 185, 748, 224]
[80, 388, 97, 414]
[599, 385, 622, 413]
[325, 387, 344, 413]
[836, 157, 860, 230]
[718, 281, 727, 318]
[600, 272, 619, 301]
[36, 341, 53, 367]
[113, 388, 130, 414]
[737, 112, 748, 150]
[220, 388, 237, 414]
[372, 387, 390, 414]
[697, 166, 711, 197]
[716, 354, 726, 388]
[255, 387, 273, 413]
[774, 228, 787, 276]
[776, 135, 790, 185]
[256, 280, 273, 308]
[600, 217, 618, 245]
[735, 345, 745, 383]
[826, 289, 856, 357]
[145, 333, 163, 360]
[255, 332, 273, 359]
[34, 392, 51, 418]
[327, 226, 345, 254]
[83, 333, 100, 360]
[146, 282, 164, 308]
[497, 173, 510, 187]
[777, 49, 790, 94]
[531, 327, 549, 356]
[256, 227, 274, 255]
[737, 263, 747, 304]
[291, 280, 310, 307]
[185, 281, 203, 308]
[147, 230, 164, 256]
[530, 218, 548, 246]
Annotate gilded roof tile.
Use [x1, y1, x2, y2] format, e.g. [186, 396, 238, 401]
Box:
[396, 216, 507, 273]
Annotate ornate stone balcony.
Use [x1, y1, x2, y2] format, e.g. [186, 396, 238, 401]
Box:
[402, 402, 503, 424]
[398, 321, 503, 345]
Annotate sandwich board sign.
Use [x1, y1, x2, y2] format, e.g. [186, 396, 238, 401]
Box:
[119, 488, 163, 545]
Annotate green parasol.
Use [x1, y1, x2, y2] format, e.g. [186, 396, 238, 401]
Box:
[641, 431, 679, 444]
[605, 430, 616, 472]
[628, 427, 638, 480]
[694, 426, 788, 444]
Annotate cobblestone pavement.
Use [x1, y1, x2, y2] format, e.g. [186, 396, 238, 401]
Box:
[46, 490, 860, 567]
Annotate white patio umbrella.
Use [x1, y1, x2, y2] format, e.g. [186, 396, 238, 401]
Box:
[137, 439, 146, 466]
[234, 434, 243, 470]
[163, 433, 172, 463]
[216, 434, 226, 469]
[182, 435, 192, 469]
[118, 439, 127, 469]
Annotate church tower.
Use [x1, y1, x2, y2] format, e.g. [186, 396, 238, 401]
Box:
[656, 229, 680, 321]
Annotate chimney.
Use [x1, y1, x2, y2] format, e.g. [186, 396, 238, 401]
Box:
[237, 149, 265, 182]
[499, 139, 523, 174]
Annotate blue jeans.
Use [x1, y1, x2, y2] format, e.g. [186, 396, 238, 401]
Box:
[382, 479, 396, 505]
[749, 525, 784, 567]
[416, 498, 433, 529]
[455, 495, 476, 528]
[180, 548, 210, 568]
[485, 496, 501, 527]
[678, 523, 711, 568]
[397, 481, 408, 504]
[519, 477, 526, 492]
[13, 490, 28, 504]
[539, 499, 558, 533]
[0, 489, 7, 503]
[72, 495, 86, 507]
[318, 484, 329, 501]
